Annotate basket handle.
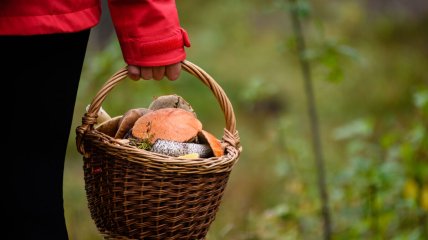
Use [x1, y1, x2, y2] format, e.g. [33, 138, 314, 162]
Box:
[76, 60, 238, 154]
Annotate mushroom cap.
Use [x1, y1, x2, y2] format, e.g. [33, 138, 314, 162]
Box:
[96, 116, 122, 137]
[149, 94, 195, 116]
[198, 130, 224, 157]
[115, 108, 152, 139]
[132, 108, 202, 144]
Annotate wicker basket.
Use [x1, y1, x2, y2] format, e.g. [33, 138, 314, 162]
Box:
[76, 60, 241, 240]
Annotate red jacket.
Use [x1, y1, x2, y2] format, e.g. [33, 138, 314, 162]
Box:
[0, 0, 190, 66]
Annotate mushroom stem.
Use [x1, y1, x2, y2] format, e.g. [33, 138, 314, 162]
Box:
[86, 105, 112, 125]
[151, 139, 213, 158]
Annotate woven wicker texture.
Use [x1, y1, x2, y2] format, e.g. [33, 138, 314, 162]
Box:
[76, 60, 241, 239]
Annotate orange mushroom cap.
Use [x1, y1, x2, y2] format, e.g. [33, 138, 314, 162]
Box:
[198, 130, 224, 157]
[132, 108, 202, 144]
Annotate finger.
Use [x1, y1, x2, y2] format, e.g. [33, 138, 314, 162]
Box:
[152, 66, 165, 81]
[165, 63, 181, 81]
[127, 65, 141, 80]
[140, 67, 153, 80]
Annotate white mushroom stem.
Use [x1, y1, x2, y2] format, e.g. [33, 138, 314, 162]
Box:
[151, 139, 213, 158]
[86, 104, 112, 125]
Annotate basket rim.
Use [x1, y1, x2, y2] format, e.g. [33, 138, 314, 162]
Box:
[83, 128, 240, 174]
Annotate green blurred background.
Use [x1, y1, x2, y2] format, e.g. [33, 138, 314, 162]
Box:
[64, 0, 428, 239]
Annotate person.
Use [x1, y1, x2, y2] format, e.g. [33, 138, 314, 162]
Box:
[0, 0, 190, 239]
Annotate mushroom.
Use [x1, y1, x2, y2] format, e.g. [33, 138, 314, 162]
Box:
[149, 94, 196, 116]
[115, 108, 152, 139]
[151, 139, 212, 157]
[86, 105, 112, 125]
[178, 153, 200, 159]
[131, 108, 202, 144]
[198, 130, 224, 157]
[96, 116, 122, 137]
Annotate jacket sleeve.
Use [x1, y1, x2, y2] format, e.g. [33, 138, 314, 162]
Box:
[108, 0, 191, 66]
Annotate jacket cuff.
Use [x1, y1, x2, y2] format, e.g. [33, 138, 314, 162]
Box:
[119, 28, 191, 67]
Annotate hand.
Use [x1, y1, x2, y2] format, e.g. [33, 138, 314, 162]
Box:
[127, 63, 181, 81]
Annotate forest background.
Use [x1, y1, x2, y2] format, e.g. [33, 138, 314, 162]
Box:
[64, 0, 428, 239]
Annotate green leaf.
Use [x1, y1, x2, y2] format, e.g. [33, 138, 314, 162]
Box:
[288, 0, 312, 18]
[333, 118, 374, 140]
[413, 88, 428, 111]
[408, 123, 426, 146]
[301, 48, 321, 61]
[326, 66, 344, 83]
[337, 45, 360, 60]
[400, 143, 415, 163]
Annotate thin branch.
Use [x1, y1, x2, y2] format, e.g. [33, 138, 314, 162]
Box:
[288, 0, 332, 239]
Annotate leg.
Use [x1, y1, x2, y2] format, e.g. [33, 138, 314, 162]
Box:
[3, 30, 90, 239]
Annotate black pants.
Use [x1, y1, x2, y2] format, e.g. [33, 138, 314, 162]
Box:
[3, 30, 90, 239]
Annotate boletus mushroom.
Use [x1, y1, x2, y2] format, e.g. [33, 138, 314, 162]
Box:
[131, 108, 202, 144]
[151, 139, 212, 157]
[86, 105, 112, 125]
[96, 116, 122, 137]
[115, 108, 152, 139]
[149, 94, 196, 116]
[198, 130, 224, 157]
